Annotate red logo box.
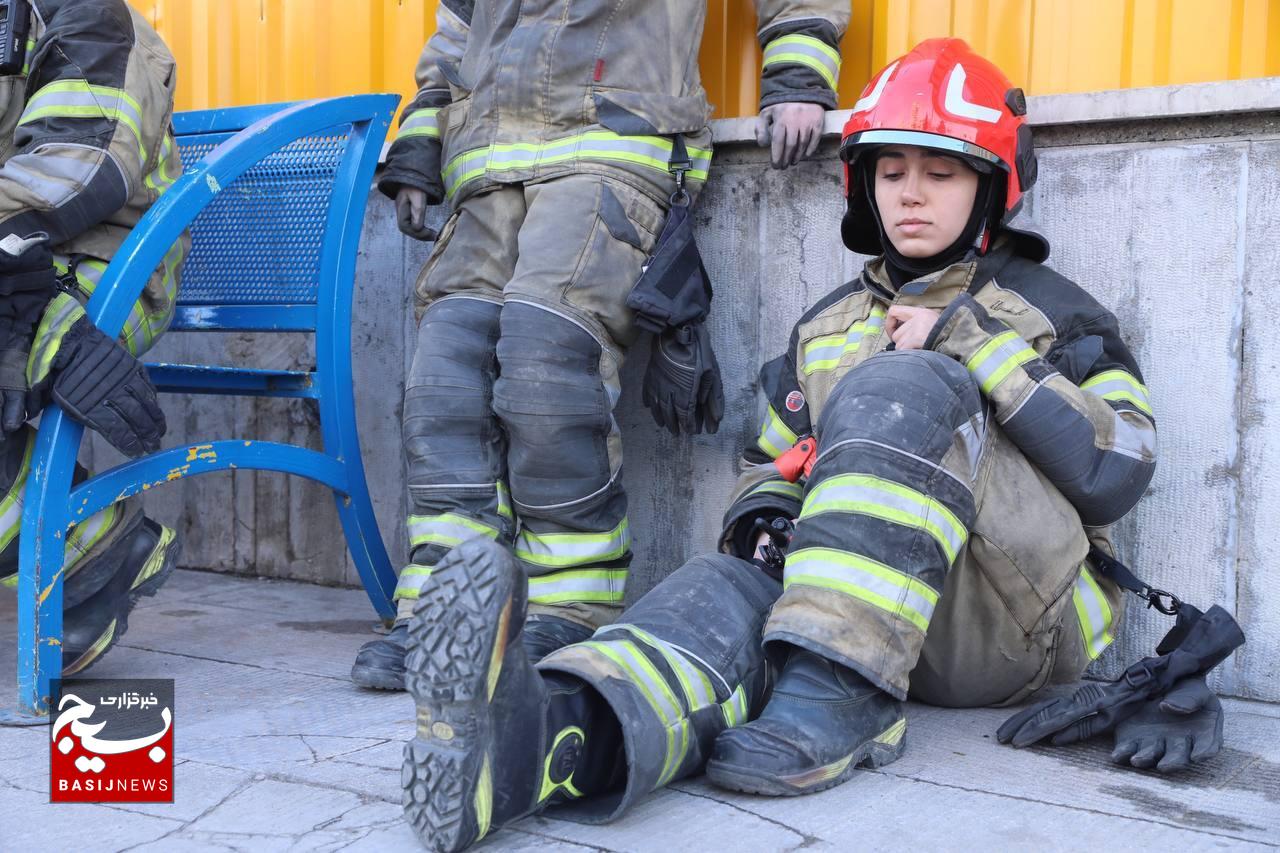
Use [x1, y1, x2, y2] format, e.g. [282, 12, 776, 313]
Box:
[50, 679, 174, 803]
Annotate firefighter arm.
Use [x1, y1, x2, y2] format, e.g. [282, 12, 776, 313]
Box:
[0, 0, 162, 245]
[377, 1, 471, 203]
[926, 294, 1156, 526]
[719, 354, 811, 556]
[753, 1, 850, 110]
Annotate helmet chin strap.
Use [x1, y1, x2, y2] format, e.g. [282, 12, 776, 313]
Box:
[863, 163, 995, 286]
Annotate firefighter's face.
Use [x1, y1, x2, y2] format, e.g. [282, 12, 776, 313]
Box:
[873, 145, 979, 258]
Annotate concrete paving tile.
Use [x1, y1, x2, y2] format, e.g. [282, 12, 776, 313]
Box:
[321, 799, 402, 832]
[188, 777, 364, 835]
[330, 738, 405, 771]
[0, 783, 181, 850]
[111, 760, 253, 822]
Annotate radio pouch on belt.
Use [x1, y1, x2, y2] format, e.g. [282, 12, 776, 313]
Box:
[0, 0, 30, 77]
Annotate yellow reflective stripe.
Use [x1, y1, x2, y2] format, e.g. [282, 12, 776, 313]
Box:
[801, 307, 885, 375]
[393, 563, 434, 600]
[801, 473, 968, 564]
[608, 624, 717, 711]
[20, 79, 147, 164]
[21, 38, 34, 76]
[720, 684, 749, 727]
[526, 569, 627, 605]
[785, 547, 939, 632]
[763, 34, 841, 89]
[515, 518, 630, 568]
[659, 719, 692, 787]
[1072, 563, 1115, 660]
[407, 511, 500, 549]
[1081, 369, 1153, 417]
[589, 639, 682, 725]
[474, 755, 493, 840]
[496, 481, 514, 521]
[443, 131, 713, 198]
[65, 501, 119, 564]
[144, 134, 181, 193]
[750, 480, 803, 501]
[0, 438, 34, 553]
[966, 330, 1037, 394]
[27, 292, 85, 385]
[397, 107, 441, 140]
[756, 405, 798, 459]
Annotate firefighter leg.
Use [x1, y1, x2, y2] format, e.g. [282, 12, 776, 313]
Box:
[494, 174, 666, 640]
[401, 537, 779, 852]
[0, 427, 180, 675]
[710, 350, 984, 794]
[353, 188, 524, 690]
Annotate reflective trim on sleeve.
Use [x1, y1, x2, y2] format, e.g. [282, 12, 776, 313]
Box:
[19, 80, 147, 165]
[64, 501, 120, 565]
[27, 291, 85, 386]
[784, 547, 939, 633]
[397, 107, 441, 141]
[515, 518, 630, 569]
[800, 473, 968, 564]
[1081, 369, 1153, 417]
[144, 134, 181, 194]
[757, 404, 799, 459]
[966, 329, 1037, 394]
[801, 307, 885, 376]
[1072, 563, 1115, 660]
[526, 569, 627, 605]
[763, 33, 842, 89]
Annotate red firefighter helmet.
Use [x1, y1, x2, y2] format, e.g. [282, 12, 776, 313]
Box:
[839, 38, 1045, 260]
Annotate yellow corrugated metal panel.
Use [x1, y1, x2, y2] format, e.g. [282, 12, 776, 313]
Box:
[127, 0, 1280, 119]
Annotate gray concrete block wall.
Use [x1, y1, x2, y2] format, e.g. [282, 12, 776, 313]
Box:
[122, 86, 1280, 701]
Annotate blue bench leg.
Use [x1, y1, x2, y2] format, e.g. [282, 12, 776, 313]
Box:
[15, 410, 81, 717]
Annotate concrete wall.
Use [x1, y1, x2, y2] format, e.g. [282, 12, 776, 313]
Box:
[109, 80, 1280, 701]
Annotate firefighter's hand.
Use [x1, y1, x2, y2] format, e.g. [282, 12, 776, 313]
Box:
[885, 305, 941, 351]
[756, 102, 825, 169]
[395, 187, 437, 242]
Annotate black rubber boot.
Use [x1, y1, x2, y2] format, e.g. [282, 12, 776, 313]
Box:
[522, 614, 593, 662]
[62, 517, 181, 676]
[351, 623, 409, 690]
[402, 538, 617, 853]
[706, 647, 906, 796]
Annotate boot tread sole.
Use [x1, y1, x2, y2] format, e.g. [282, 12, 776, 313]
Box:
[402, 541, 513, 853]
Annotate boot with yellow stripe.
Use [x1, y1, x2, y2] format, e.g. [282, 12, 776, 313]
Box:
[401, 538, 620, 853]
[62, 516, 181, 676]
[707, 645, 906, 796]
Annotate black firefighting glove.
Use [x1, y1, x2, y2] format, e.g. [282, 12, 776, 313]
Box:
[42, 316, 166, 457]
[0, 234, 57, 438]
[626, 203, 712, 334]
[642, 323, 724, 436]
[997, 605, 1243, 749]
[1110, 676, 1223, 772]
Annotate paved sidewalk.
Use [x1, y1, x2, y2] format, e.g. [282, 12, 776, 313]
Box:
[2, 570, 1277, 852]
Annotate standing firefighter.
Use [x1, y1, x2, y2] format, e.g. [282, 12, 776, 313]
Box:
[395, 39, 1227, 852]
[0, 0, 184, 674]
[351, 0, 851, 690]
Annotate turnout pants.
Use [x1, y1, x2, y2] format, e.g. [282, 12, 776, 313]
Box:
[765, 350, 1126, 707]
[397, 174, 668, 627]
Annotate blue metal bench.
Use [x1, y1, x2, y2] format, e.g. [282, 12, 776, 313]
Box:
[12, 94, 401, 716]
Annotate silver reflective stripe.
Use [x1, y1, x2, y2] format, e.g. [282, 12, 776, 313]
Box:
[802, 474, 967, 564]
[65, 505, 116, 561]
[407, 512, 499, 548]
[953, 414, 985, 482]
[3, 152, 98, 205]
[515, 519, 630, 567]
[599, 624, 717, 710]
[1072, 564, 1114, 660]
[786, 549, 937, 631]
[757, 405, 798, 459]
[763, 34, 841, 89]
[398, 108, 440, 140]
[720, 684, 749, 727]
[526, 569, 626, 604]
[968, 331, 1035, 393]
[588, 638, 681, 724]
[1111, 412, 1157, 461]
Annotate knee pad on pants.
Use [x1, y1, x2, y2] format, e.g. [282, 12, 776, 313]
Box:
[492, 301, 614, 513]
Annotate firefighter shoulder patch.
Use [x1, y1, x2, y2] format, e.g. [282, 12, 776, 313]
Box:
[785, 390, 806, 413]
